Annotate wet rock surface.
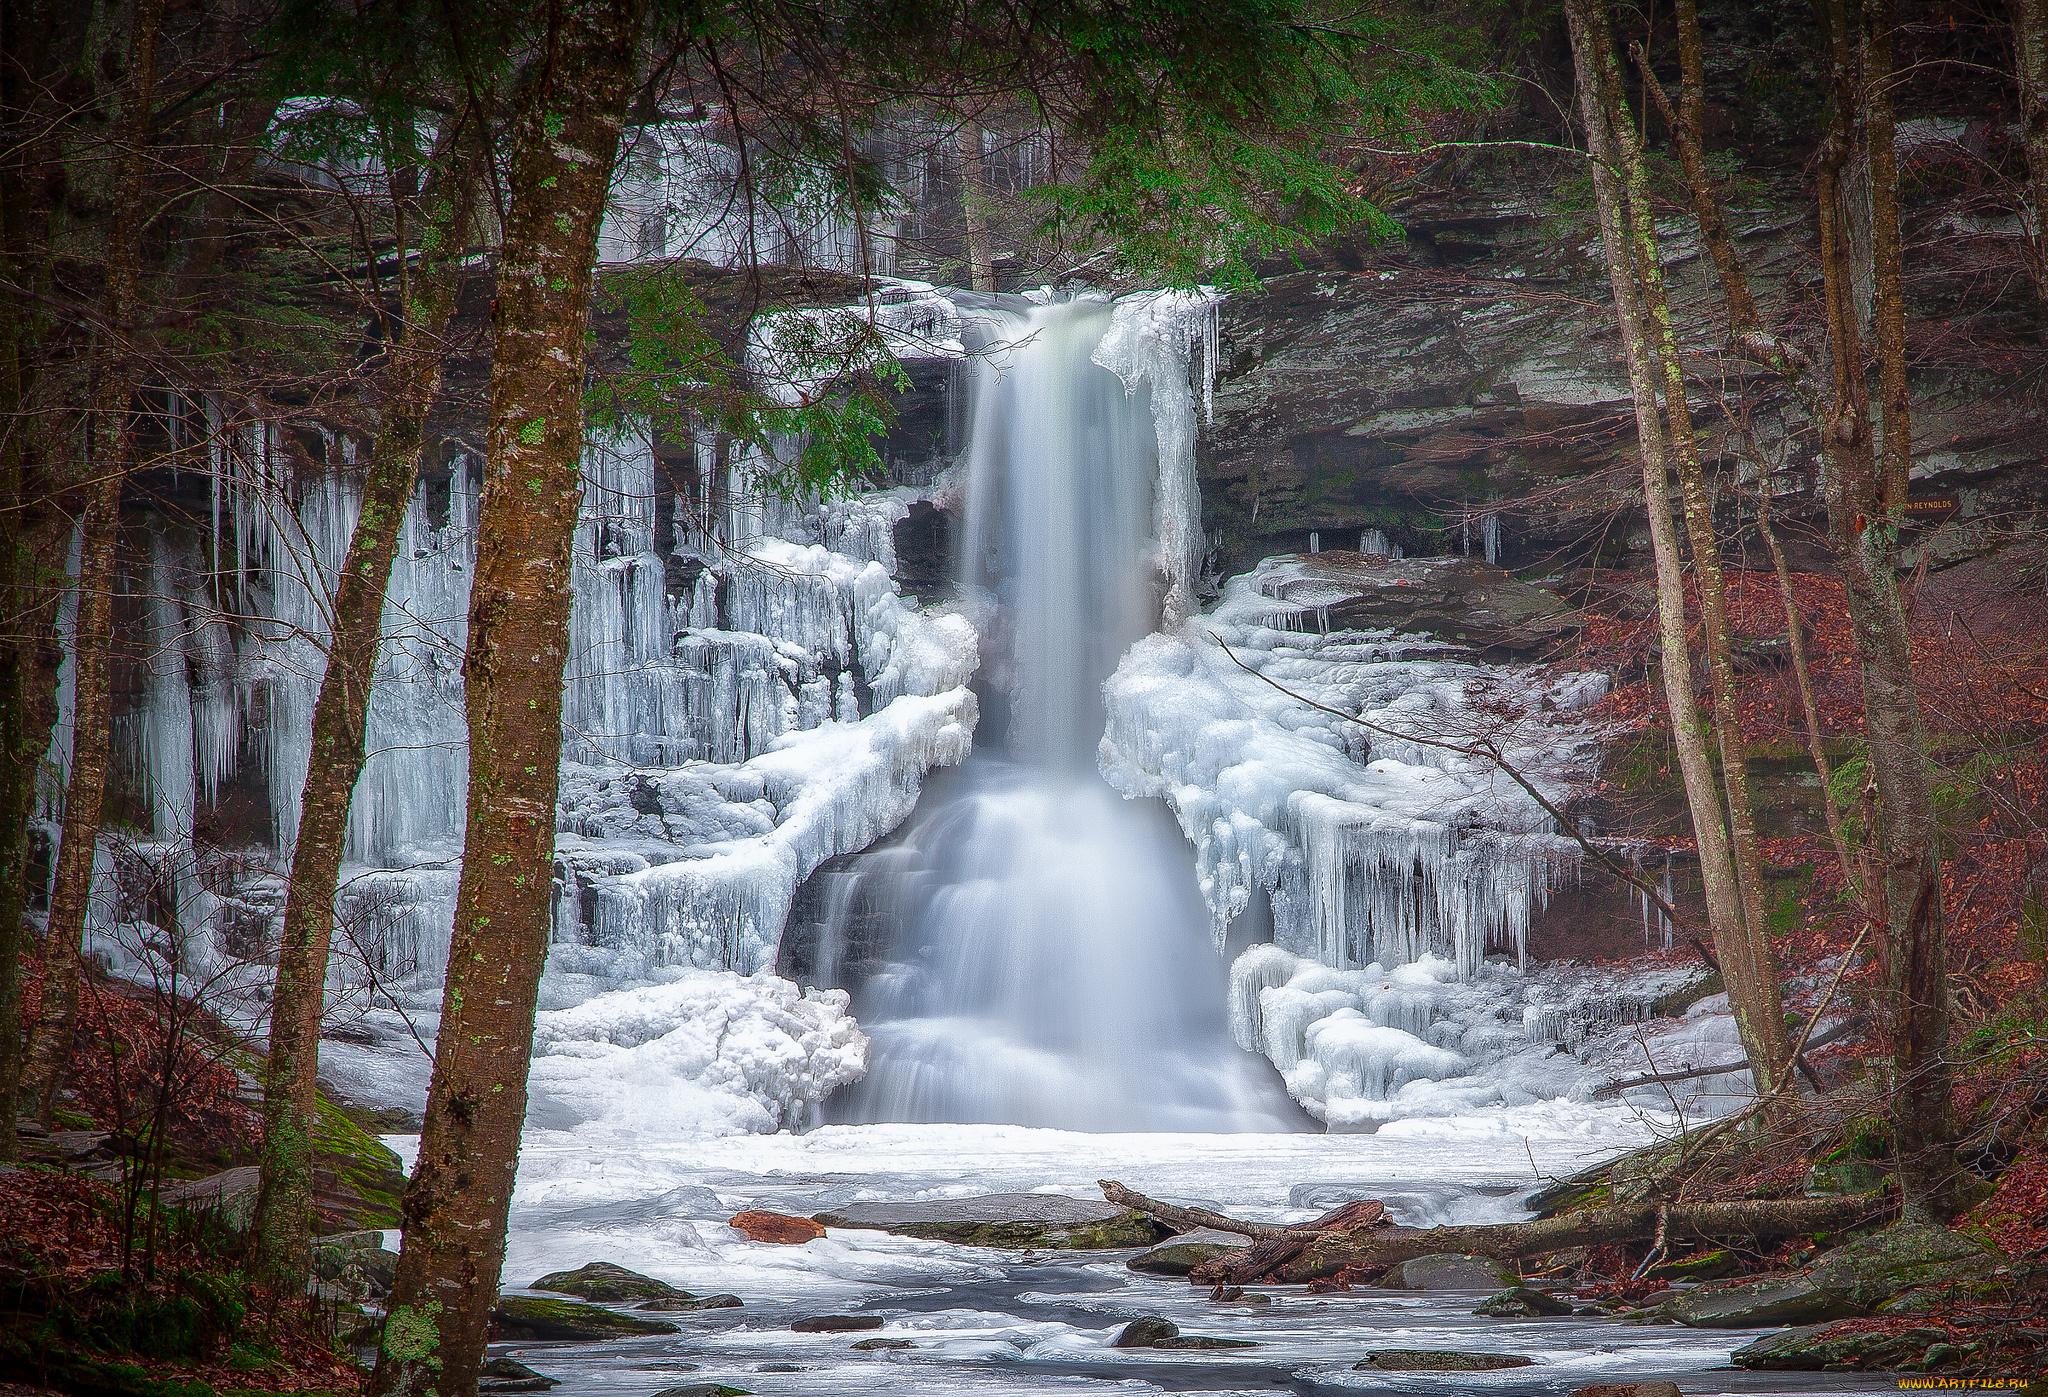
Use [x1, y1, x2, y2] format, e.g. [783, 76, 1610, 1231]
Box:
[530, 1260, 686, 1302]
[1731, 1321, 1956, 1371]
[476, 1357, 559, 1393]
[1377, 1252, 1517, 1292]
[490, 1295, 683, 1341]
[1126, 1228, 1248, 1276]
[1255, 553, 1577, 657]
[1474, 1284, 1574, 1316]
[790, 1314, 884, 1332]
[730, 1210, 827, 1245]
[813, 1193, 1166, 1248]
[1355, 1348, 1537, 1370]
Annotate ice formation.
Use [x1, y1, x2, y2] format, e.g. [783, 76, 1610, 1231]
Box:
[526, 969, 867, 1135]
[68, 369, 977, 1013]
[1100, 552, 1619, 1124]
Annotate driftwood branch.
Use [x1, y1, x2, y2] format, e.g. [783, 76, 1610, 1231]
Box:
[1098, 1180, 1295, 1241]
[1103, 1178, 1888, 1283]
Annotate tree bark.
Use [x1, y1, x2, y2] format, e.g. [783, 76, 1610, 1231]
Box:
[1564, 0, 1793, 1088]
[366, 2, 646, 1392]
[2011, 0, 2048, 305]
[957, 119, 996, 292]
[18, 0, 168, 1125]
[1815, 0, 1952, 1222]
[249, 102, 491, 1292]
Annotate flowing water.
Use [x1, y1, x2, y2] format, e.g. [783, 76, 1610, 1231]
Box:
[823, 297, 1300, 1131]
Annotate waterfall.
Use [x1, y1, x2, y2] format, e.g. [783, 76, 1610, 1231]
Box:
[828, 293, 1305, 1132]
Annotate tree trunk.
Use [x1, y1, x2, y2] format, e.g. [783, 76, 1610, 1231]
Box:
[249, 104, 491, 1292]
[1816, 0, 1952, 1222]
[1564, 0, 1793, 1089]
[957, 119, 996, 292]
[366, 3, 645, 1392]
[18, 0, 168, 1124]
[2011, 0, 2048, 305]
[1100, 1180, 1885, 1282]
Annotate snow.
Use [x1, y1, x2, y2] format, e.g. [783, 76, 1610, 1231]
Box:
[526, 970, 867, 1135]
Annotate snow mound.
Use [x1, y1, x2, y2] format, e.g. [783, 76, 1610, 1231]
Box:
[527, 970, 867, 1136]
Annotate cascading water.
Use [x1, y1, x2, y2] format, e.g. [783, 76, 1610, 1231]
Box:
[831, 296, 1305, 1132]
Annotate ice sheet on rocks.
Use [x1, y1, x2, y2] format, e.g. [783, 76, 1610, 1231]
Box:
[524, 970, 866, 1136]
[551, 687, 977, 983]
[1100, 564, 1608, 976]
[1225, 943, 1762, 1130]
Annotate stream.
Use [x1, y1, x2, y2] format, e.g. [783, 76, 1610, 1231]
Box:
[391, 1121, 1904, 1397]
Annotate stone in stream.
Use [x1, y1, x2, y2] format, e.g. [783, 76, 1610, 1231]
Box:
[530, 1261, 686, 1302]
[490, 1296, 682, 1341]
[729, 1209, 826, 1244]
[1474, 1285, 1574, 1317]
[851, 1338, 915, 1350]
[649, 1387, 753, 1397]
[1355, 1349, 1536, 1371]
[638, 1294, 743, 1311]
[476, 1358, 558, 1393]
[790, 1314, 884, 1332]
[1571, 1385, 1682, 1397]
[1377, 1253, 1516, 1291]
[1112, 1317, 1180, 1348]
[812, 1194, 1166, 1249]
[1154, 1335, 1259, 1349]
[1127, 1228, 1247, 1276]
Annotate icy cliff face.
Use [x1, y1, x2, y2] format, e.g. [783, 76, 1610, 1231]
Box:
[1099, 556, 1612, 1127]
[76, 381, 977, 1022]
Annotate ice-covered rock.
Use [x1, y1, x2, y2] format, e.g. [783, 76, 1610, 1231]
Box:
[526, 969, 867, 1136]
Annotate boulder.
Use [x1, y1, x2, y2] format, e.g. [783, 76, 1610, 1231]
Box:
[649, 1387, 752, 1397]
[1154, 1335, 1259, 1349]
[851, 1337, 914, 1350]
[158, 1166, 262, 1232]
[1800, 1224, 1994, 1309]
[1112, 1317, 1180, 1348]
[1474, 1285, 1573, 1317]
[1658, 1276, 1853, 1329]
[790, 1314, 882, 1333]
[1355, 1350, 1536, 1371]
[1732, 1321, 1953, 1371]
[1127, 1229, 1248, 1276]
[530, 1261, 684, 1302]
[638, 1294, 742, 1311]
[1571, 1385, 1681, 1397]
[730, 1210, 826, 1245]
[1378, 1253, 1516, 1291]
[1663, 1224, 2001, 1328]
[812, 1194, 1165, 1249]
[489, 1296, 681, 1341]
[310, 1230, 400, 1301]
[476, 1358, 558, 1393]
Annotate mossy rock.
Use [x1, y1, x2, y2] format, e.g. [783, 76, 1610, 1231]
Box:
[490, 1296, 681, 1341]
[1650, 972, 1723, 1019]
[813, 1196, 1166, 1250]
[1355, 1350, 1534, 1371]
[530, 1261, 684, 1302]
[1801, 1223, 1995, 1311]
[308, 1092, 405, 1233]
[1733, 1322, 1950, 1371]
[1647, 1249, 1739, 1283]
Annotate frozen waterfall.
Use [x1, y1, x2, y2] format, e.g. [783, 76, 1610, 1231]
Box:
[823, 292, 1306, 1132]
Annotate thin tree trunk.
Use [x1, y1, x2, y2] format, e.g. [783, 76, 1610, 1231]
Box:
[1815, 0, 1952, 1222]
[2011, 0, 2048, 305]
[18, 0, 168, 1124]
[957, 119, 996, 292]
[367, 2, 645, 1391]
[1565, 0, 1792, 1088]
[249, 104, 490, 1291]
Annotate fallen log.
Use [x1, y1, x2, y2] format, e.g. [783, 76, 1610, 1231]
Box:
[1100, 1180, 1889, 1283]
[1097, 1181, 1296, 1241]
